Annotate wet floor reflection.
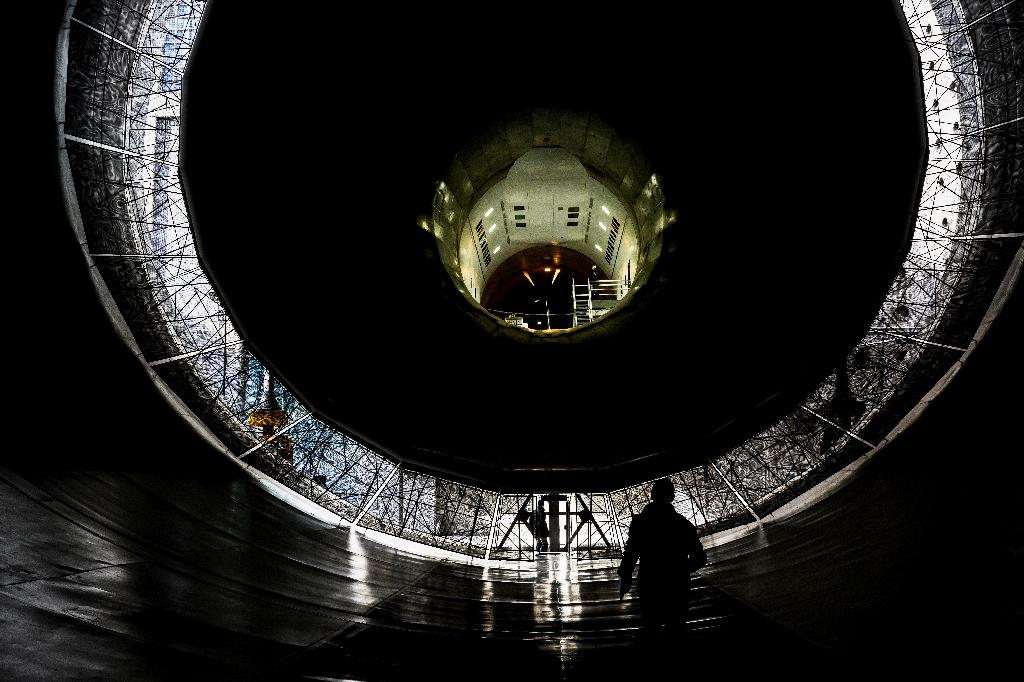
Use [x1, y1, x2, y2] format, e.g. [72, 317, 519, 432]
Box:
[531, 553, 584, 629]
[480, 565, 495, 634]
[3, 472, 837, 680]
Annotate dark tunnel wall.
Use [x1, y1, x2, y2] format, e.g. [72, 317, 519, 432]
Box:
[4, 0, 1022, 677]
[706, 262, 1024, 662]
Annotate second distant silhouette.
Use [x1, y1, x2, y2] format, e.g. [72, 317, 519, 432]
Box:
[531, 499, 549, 552]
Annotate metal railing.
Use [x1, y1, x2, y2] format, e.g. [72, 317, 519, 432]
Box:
[488, 277, 629, 330]
[572, 278, 628, 327]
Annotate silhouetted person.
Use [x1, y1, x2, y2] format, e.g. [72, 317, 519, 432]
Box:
[617, 478, 706, 629]
[531, 500, 549, 552]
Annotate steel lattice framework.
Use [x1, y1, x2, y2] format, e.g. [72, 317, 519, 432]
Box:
[61, 0, 1021, 558]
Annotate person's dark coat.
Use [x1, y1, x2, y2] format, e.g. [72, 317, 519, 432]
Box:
[618, 501, 705, 626]
[530, 507, 548, 536]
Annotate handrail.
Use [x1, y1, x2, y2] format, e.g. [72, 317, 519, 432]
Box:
[492, 277, 630, 330]
[574, 278, 628, 300]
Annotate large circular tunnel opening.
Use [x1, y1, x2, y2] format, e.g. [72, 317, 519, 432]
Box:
[23, 0, 1024, 677]
[180, 0, 927, 490]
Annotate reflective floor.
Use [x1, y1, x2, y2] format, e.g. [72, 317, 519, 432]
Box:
[0, 468, 837, 680]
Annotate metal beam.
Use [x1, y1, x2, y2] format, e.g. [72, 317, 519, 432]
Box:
[483, 492, 501, 560]
[950, 232, 1024, 240]
[65, 134, 178, 167]
[91, 253, 199, 259]
[352, 463, 400, 528]
[913, 233, 1024, 242]
[569, 494, 611, 548]
[946, 116, 1023, 137]
[868, 329, 968, 352]
[606, 493, 626, 550]
[709, 460, 761, 523]
[70, 16, 186, 77]
[148, 340, 244, 367]
[466, 490, 482, 556]
[238, 412, 313, 459]
[798, 405, 877, 448]
[495, 496, 530, 551]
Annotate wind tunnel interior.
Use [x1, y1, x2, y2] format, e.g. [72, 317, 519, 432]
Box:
[182, 2, 924, 490]
[5, 0, 1023, 679]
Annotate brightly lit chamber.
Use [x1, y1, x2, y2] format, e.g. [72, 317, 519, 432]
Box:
[424, 124, 670, 331]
